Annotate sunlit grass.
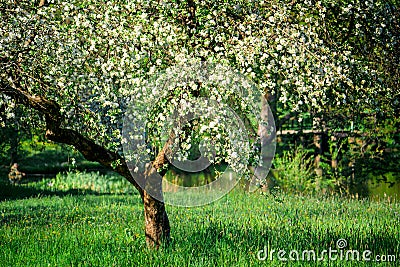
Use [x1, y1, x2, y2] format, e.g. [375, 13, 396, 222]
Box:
[0, 172, 399, 266]
[25, 171, 136, 195]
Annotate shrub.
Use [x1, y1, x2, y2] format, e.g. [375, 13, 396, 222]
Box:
[272, 146, 322, 194]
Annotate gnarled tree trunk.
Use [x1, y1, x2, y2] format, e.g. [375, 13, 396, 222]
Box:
[142, 132, 175, 247]
[143, 191, 170, 248]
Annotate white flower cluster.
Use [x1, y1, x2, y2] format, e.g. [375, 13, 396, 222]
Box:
[0, 0, 395, 156]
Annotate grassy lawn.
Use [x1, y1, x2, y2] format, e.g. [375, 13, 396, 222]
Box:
[0, 139, 104, 176]
[0, 172, 399, 266]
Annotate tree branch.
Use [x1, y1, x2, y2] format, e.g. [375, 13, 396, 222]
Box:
[186, 0, 197, 38]
[0, 83, 144, 197]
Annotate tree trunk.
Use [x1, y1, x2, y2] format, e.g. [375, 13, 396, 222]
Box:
[143, 190, 170, 248]
[9, 107, 20, 166]
[142, 137, 174, 248]
[9, 127, 18, 166]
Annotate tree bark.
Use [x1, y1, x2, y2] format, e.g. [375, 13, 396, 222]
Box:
[9, 117, 19, 166]
[142, 133, 175, 247]
[143, 186, 170, 248]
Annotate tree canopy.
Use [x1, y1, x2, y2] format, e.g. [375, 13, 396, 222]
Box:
[1, 0, 398, 246]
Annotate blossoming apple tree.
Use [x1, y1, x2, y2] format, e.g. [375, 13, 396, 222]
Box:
[1, 0, 397, 247]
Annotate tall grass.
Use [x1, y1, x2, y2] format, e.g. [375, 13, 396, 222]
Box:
[272, 146, 321, 194]
[27, 171, 136, 195]
[0, 172, 398, 266]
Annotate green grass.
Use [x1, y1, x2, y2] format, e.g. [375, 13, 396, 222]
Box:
[0, 172, 399, 266]
[1, 139, 104, 176]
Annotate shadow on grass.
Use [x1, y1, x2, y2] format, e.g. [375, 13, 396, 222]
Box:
[165, 224, 398, 263]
